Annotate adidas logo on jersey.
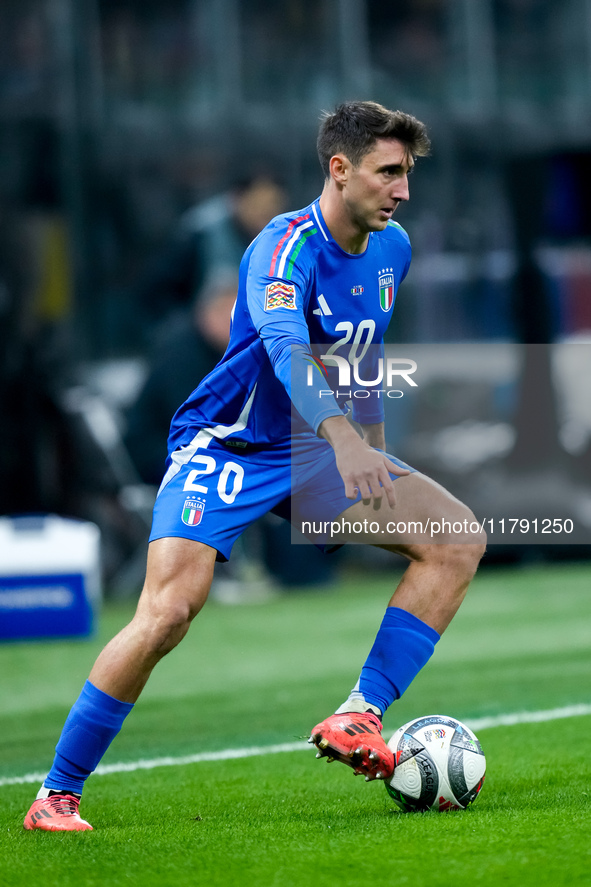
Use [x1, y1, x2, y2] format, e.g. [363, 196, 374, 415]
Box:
[313, 294, 332, 316]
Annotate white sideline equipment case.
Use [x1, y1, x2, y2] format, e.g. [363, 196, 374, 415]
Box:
[0, 515, 102, 641]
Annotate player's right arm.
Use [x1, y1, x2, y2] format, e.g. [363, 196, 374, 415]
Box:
[245, 212, 407, 507]
[245, 214, 344, 433]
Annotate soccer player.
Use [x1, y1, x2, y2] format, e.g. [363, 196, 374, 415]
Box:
[23, 101, 486, 831]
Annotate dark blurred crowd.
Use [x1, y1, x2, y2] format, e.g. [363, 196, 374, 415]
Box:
[126, 174, 287, 484]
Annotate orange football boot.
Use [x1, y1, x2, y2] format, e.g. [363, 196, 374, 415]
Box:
[23, 793, 93, 832]
[309, 711, 394, 781]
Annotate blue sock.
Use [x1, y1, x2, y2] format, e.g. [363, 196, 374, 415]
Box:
[44, 680, 134, 795]
[357, 607, 440, 714]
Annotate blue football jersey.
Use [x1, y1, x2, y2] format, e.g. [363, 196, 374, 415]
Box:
[166, 198, 411, 455]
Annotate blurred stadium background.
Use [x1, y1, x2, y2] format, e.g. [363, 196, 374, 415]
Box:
[1, 0, 590, 601]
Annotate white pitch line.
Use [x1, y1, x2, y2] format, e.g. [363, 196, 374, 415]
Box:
[0, 742, 308, 788]
[3, 703, 591, 789]
[466, 702, 591, 731]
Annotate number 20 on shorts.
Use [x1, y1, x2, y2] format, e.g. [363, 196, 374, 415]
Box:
[183, 454, 244, 504]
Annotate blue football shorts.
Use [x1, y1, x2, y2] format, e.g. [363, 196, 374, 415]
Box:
[149, 435, 414, 561]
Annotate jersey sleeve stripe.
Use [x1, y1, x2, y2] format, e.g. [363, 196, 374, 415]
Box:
[269, 214, 310, 276]
[277, 220, 315, 278]
[285, 226, 317, 279]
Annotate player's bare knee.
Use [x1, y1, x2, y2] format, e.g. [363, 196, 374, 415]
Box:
[461, 506, 487, 563]
[471, 531, 487, 564]
[149, 615, 190, 658]
[413, 533, 484, 584]
[440, 501, 486, 558]
[441, 540, 485, 583]
[134, 592, 198, 658]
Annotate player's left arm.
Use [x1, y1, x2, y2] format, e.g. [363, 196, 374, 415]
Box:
[351, 341, 386, 430]
[352, 231, 413, 467]
[359, 421, 386, 451]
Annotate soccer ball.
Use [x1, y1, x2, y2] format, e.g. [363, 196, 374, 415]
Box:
[385, 715, 485, 812]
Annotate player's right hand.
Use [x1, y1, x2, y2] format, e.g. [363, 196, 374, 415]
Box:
[318, 415, 409, 509]
[338, 444, 408, 509]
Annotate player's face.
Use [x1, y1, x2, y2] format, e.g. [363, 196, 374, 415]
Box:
[342, 139, 413, 234]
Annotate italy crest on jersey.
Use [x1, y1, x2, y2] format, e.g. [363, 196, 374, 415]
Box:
[181, 497, 205, 526]
[378, 271, 394, 312]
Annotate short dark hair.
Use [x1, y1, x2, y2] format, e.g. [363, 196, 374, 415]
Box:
[317, 100, 430, 179]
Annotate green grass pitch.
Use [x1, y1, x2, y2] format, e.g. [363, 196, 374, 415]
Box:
[1, 561, 590, 886]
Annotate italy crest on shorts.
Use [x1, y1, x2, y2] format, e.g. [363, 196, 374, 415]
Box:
[181, 496, 205, 526]
[378, 270, 394, 312]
